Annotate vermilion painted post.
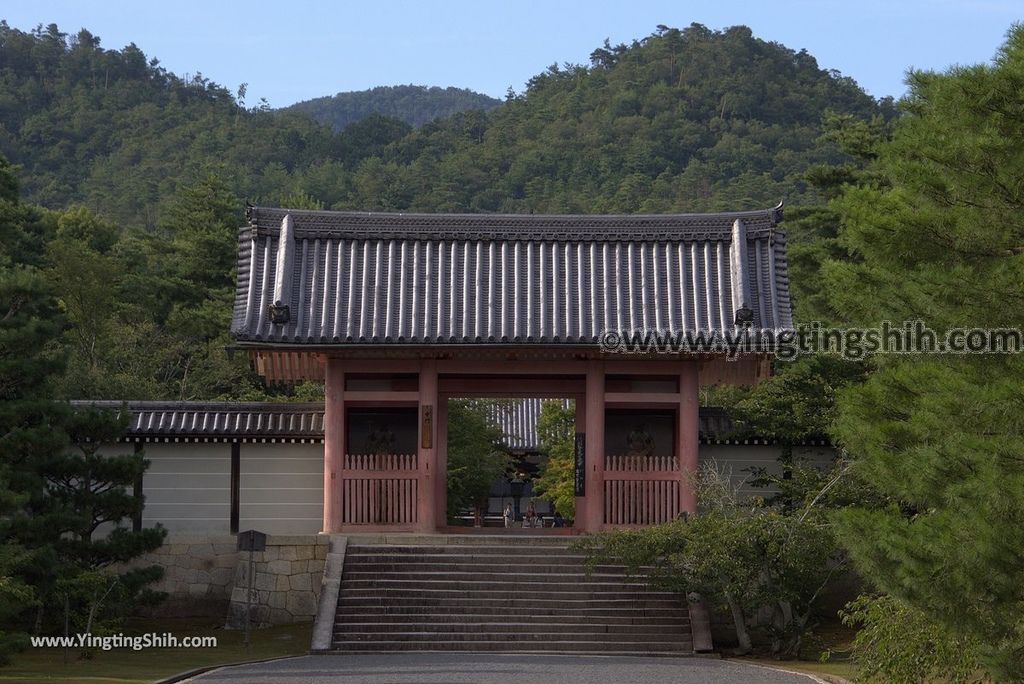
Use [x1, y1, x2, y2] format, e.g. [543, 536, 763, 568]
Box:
[583, 360, 606, 532]
[418, 359, 438, 532]
[323, 357, 345, 532]
[435, 396, 448, 530]
[573, 393, 586, 531]
[678, 361, 700, 514]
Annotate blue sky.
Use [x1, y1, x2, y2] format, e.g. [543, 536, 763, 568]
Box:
[3, 1, 1020, 107]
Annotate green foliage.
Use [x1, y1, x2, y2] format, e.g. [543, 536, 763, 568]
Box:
[445, 400, 511, 519]
[734, 356, 866, 446]
[0, 23, 891, 403]
[0, 161, 67, 660]
[0, 21, 888, 227]
[532, 400, 576, 519]
[0, 156, 164, 650]
[575, 463, 843, 657]
[827, 25, 1024, 679]
[840, 594, 986, 684]
[286, 85, 501, 131]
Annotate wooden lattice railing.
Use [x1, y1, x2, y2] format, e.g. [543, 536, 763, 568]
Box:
[604, 454, 680, 472]
[344, 453, 417, 471]
[603, 454, 681, 526]
[341, 453, 418, 525]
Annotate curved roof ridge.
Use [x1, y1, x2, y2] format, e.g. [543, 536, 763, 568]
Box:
[245, 203, 784, 241]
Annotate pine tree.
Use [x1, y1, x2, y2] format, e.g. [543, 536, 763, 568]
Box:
[827, 26, 1024, 679]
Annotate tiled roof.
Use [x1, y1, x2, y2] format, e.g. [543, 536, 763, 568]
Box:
[70, 401, 324, 441]
[72, 400, 795, 445]
[231, 206, 792, 346]
[486, 398, 573, 451]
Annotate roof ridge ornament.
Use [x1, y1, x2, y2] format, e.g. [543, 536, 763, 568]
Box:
[729, 219, 752, 326]
[269, 214, 294, 325]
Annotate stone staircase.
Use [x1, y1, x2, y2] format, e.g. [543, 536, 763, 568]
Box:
[330, 537, 695, 655]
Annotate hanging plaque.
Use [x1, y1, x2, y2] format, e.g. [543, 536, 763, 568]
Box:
[574, 432, 586, 496]
[421, 405, 433, 449]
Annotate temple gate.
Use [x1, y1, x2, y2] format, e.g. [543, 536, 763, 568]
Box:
[230, 206, 791, 533]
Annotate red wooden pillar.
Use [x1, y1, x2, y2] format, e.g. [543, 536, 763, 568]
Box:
[323, 357, 345, 532]
[435, 393, 448, 529]
[573, 393, 586, 529]
[678, 361, 700, 514]
[582, 360, 606, 532]
[417, 359, 438, 532]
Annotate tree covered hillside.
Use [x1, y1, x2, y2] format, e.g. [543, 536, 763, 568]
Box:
[285, 84, 501, 130]
[0, 21, 891, 401]
[1, 22, 891, 233]
[368, 25, 892, 214]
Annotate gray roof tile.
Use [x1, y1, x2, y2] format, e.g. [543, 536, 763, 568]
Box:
[71, 400, 781, 444]
[231, 206, 793, 345]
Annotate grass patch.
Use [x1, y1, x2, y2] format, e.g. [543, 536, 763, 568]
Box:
[745, 658, 858, 682]
[736, 617, 859, 682]
[0, 617, 311, 684]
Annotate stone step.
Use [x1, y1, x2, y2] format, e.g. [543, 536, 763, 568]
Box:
[338, 595, 684, 609]
[332, 542, 693, 655]
[334, 622, 687, 635]
[335, 630, 692, 644]
[339, 578, 663, 592]
[346, 545, 578, 556]
[337, 601, 686, 615]
[345, 537, 575, 547]
[338, 589, 678, 603]
[329, 639, 692, 653]
[335, 614, 688, 626]
[341, 572, 648, 586]
[344, 558, 625, 572]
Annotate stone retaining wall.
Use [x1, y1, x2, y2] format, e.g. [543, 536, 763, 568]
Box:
[226, 535, 329, 627]
[127, 534, 239, 618]
[125, 533, 328, 625]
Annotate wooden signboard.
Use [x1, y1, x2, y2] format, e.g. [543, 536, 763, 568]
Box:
[574, 433, 586, 496]
[421, 405, 433, 449]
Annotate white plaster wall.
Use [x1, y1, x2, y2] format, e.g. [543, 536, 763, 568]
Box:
[139, 442, 232, 533]
[699, 443, 837, 499]
[239, 442, 323, 534]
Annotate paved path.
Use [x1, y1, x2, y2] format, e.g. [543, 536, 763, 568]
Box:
[182, 653, 822, 684]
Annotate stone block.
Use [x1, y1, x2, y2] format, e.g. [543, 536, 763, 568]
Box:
[187, 543, 214, 558]
[278, 546, 299, 561]
[268, 534, 318, 546]
[267, 559, 291, 575]
[314, 545, 328, 560]
[294, 545, 315, 561]
[291, 573, 312, 591]
[254, 572, 276, 592]
[276, 575, 290, 591]
[269, 608, 292, 625]
[268, 592, 287, 610]
[210, 567, 234, 587]
[196, 570, 212, 585]
[286, 590, 317, 617]
[186, 583, 207, 597]
[213, 554, 238, 568]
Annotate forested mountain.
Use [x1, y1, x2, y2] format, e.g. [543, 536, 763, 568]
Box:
[0, 20, 892, 400]
[284, 84, 501, 130]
